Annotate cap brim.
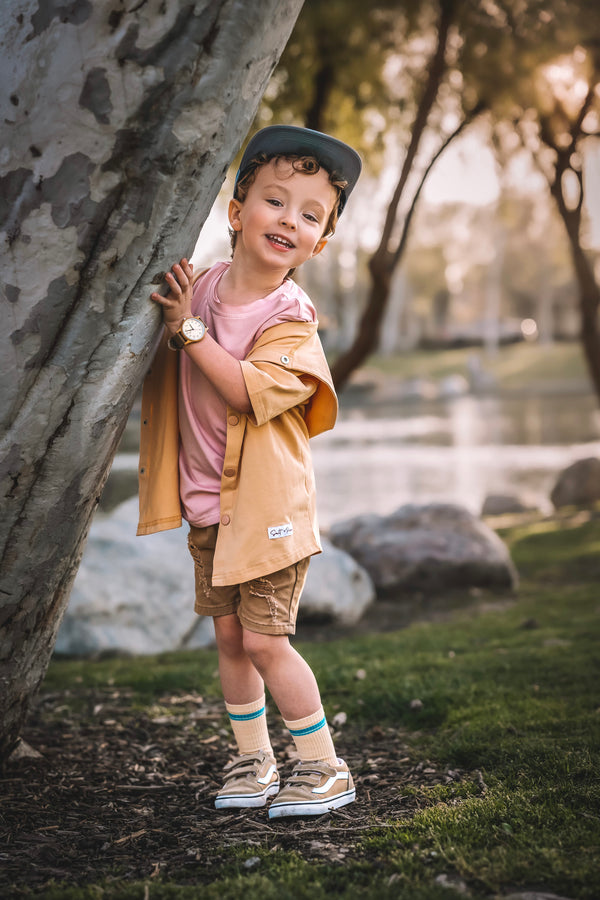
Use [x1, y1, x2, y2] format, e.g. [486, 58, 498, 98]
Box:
[235, 125, 362, 214]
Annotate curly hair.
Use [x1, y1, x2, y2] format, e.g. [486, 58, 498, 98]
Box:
[230, 153, 348, 257]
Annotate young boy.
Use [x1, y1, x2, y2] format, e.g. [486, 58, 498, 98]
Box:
[137, 125, 361, 818]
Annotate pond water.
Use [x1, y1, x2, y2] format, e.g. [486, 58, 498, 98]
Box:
[312, 391, 600, 528]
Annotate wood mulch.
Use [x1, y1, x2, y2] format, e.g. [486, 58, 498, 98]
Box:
[0, 679, 478, 896]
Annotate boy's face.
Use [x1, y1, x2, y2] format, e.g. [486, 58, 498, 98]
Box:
[228, 159, 338, 273]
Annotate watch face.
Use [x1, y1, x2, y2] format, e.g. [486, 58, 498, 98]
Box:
[182, 318, 206, 340]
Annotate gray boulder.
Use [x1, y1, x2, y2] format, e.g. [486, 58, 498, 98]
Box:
[481, 494, 535, 516]
[56, 497, 215, 656]
[329, 503, 518, 595]
[57, 499, 373, 656]
[438, 374, 469, 399]
[550, 457, 600, 509]
[301, 538, 375, 626]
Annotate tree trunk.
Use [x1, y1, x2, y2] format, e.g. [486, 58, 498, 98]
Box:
[0, 0, 304, 760]
[330, 0, 456, 390]
[305, 61, 334, 132]
[558, 210, 600, 401]
[330, 253, 394, 387]
[549, 155, 600, 403]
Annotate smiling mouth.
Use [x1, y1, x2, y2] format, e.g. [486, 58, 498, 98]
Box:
[266, 234, 295, 249]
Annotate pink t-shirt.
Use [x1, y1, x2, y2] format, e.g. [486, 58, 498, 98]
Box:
[178, 261, 317, 526]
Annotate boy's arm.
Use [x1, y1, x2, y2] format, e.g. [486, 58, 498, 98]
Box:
[151, 259, 252, 415]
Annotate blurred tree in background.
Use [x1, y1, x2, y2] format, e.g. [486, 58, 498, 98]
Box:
[255, 0, 404, 163]
[261, 0, 600, 401]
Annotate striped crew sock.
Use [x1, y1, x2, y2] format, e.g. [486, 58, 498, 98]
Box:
[225, 695, 273, 756]
[284, 706, 337, 764]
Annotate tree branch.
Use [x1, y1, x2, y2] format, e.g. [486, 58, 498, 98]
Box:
[376, 0, 456, 262]
[391, 101, 487, 270]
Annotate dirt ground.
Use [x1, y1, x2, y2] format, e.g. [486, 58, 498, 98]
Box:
[0, 676, 475, 895]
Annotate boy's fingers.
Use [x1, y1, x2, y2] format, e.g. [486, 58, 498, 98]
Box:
[166, 272, 183, 293]
[171, 265, 188, 285]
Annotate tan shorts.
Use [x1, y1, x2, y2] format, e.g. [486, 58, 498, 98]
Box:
[187, 524, 310, 635]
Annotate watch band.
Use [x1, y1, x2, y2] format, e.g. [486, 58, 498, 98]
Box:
[168, 330, 190, 351]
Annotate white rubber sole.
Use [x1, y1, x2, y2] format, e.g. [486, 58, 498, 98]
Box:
[215, 782, 279, 809]
[268, 787, 356, 818]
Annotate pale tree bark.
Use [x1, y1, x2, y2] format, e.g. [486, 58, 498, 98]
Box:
[0, 0, 304, 759]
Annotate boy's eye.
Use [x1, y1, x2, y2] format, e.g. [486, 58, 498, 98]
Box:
[266, 198, 283, 207]
[303, 212, 319, 223]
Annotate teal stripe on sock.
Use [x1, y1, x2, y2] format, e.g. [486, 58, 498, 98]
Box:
[288, 716, 327, 737]
[228, 705, 265, 722]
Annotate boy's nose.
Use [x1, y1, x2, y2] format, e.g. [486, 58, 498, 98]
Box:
[280, 212, 296, 230]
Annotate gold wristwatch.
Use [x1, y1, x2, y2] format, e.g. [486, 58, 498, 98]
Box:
[168, 317, 207, 351]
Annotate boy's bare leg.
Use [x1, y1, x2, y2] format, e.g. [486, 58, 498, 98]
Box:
[213, 613, 274, 760]
[213, 613, 264, 703]
[243, 630, 337, 764]
[212, 616, 278, 808]
[213, 618, 321, 716]
[241, 630, 320, 720]
[214, 622, 336, 763]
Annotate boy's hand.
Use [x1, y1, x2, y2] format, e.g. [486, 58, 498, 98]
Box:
[151, 258, 194, 334]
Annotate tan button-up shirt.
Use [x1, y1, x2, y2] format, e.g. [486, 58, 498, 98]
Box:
[137, 320, 337, 586]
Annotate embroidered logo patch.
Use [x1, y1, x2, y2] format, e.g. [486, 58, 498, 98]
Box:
[268, 524, 293, 540]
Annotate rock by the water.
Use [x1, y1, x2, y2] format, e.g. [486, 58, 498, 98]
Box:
[57, 499, 373, 656]
[329, 503, 518, 595]
[550, 457, 600, 509]
[300, 538, 375, 626]
[481, 494, 535, 516]
[438, 374, 469, 399]
[398, 376, 438, 402]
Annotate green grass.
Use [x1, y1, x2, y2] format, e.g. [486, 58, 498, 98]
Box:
[37, 515, 600, 898]
[363, 340, 590, 390]
[45, 649, 222, 703]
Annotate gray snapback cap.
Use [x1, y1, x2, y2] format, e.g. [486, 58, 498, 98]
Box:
[235, 125, 362, 215]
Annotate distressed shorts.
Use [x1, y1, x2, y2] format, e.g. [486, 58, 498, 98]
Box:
[187, 524, 310, 635]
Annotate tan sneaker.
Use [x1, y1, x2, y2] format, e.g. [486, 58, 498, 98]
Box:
[215, 751, 279, 809]
[268, 758, 355, 818]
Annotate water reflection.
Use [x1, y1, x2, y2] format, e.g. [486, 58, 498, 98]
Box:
[312, 393, 600, 528]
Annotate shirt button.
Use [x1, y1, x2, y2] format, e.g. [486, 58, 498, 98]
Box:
[280, 355, 290, 365]
[221, 514, 231, 526]
[223, 467, 236, 477]
[228, 415, 239, 426]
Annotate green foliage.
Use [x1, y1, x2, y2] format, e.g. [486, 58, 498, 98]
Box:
[259, 0, 410, 162]
[262, 0, 600, 164]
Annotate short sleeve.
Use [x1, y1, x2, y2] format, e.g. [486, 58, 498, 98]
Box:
[240, 359, 318, 426]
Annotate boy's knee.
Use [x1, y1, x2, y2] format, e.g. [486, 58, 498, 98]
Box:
[242, 629, 287, 666]
[214, 615, 244, 656]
